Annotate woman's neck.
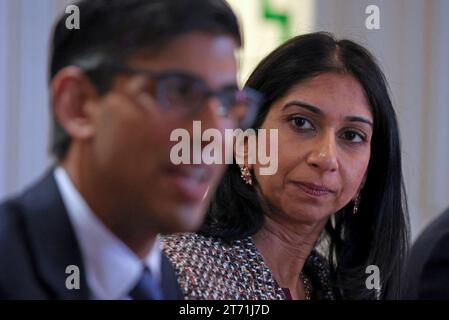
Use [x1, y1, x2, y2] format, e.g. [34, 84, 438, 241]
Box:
[252, 215, 328, 299]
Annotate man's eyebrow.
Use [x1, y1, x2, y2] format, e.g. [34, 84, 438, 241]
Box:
[282, 100, 323, 115]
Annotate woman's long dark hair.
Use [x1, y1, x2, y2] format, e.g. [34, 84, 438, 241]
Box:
[200, 32, 409, 299]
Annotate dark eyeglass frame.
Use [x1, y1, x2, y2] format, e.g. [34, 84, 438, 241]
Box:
[82, 61, 263, 130]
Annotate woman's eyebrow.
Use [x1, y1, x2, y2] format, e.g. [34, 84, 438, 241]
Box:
[345, 116, 373, 128]
[283, 100, 373, 128]
[282, 100, 323, 115]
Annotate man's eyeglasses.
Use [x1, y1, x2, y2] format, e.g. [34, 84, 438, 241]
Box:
[83, 62, 263, 130]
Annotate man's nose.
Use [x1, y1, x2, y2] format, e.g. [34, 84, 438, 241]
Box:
[181, 97, 235, 164]
[197, 96, 237, 131]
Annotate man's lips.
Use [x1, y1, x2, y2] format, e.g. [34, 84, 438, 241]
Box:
[165, 165, 212, 183]
[292, 181, 336, 197]
[164, 165, 214, 201]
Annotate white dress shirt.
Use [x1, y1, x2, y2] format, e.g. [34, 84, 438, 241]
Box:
[54, 167, 161, 300]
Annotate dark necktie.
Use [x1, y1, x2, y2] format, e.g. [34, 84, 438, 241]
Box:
[129, 267, 164, 300]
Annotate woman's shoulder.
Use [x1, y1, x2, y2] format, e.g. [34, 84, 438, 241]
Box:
[161, 232, 253, 271]
[161, 232, 240, 257]
[162, 232, 227, 247]
[160, 233, 285, 300]
[305, 249, 336, 300]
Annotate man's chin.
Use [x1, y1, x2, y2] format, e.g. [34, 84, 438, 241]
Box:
[157, 203, 207, 234]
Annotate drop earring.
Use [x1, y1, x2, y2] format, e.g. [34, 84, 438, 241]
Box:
[353, 192, 361, 215]
[353, 175, 366, 215]
[239, 165, 252, 185]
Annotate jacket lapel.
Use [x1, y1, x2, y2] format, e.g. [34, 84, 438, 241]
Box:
[20, 170, 90, 299]
[160, 253, 184, 300]
[19, 170, 183, 300]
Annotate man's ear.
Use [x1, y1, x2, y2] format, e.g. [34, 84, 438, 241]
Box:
[51, 66, 100, 141]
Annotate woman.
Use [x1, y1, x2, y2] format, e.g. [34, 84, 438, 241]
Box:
[162, 32, 409, 300]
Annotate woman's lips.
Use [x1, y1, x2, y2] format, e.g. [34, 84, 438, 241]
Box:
[292, 181, 336, 197]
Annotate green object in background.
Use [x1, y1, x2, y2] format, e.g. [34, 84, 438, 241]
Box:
[261, 0, 291, 42]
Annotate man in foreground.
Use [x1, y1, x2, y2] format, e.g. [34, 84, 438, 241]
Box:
[0, 0, 260, 299]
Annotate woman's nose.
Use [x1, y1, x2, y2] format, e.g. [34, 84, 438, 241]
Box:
[306, 133, 339, 173]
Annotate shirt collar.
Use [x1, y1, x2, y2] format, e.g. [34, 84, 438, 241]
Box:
[54, 166, 161, 299]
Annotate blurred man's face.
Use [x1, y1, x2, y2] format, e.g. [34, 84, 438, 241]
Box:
[89, 32, 239, 233]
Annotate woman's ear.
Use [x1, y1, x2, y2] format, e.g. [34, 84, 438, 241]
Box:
[361, 173, 368, 187]
[51, 66, 100, 141]
[352, 173, 368, 201]
[233, 131, 257, 170]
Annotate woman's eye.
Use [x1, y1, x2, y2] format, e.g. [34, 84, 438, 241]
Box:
[290, 117, 314, 130]
[342, 131, 364, 143]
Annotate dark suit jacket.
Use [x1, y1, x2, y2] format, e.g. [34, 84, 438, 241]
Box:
[402, 207, 449, 299]
[0, 171, 183, 300]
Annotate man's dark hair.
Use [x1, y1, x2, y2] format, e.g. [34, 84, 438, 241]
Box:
[200, 32, 409, 300]
[49, 0, 242, 160]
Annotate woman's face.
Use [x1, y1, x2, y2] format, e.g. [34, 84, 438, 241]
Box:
[253, 72, 373, 224]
